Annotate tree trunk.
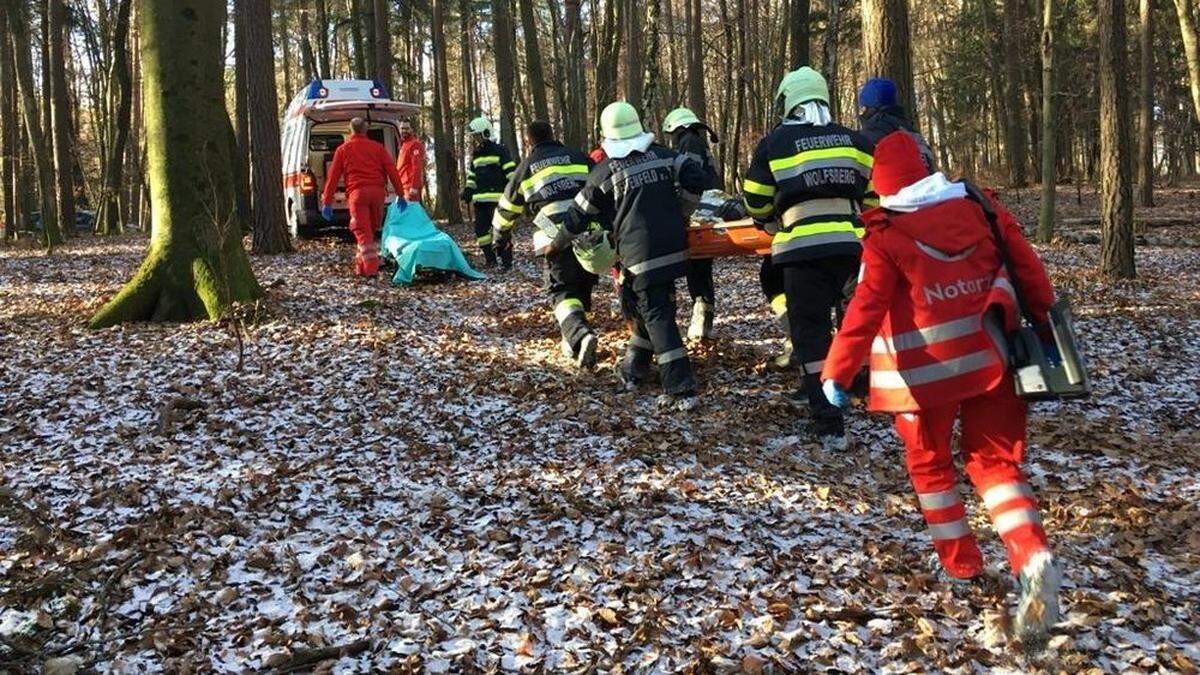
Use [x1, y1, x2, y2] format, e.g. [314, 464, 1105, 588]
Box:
[372, 0, 392, 93]
[623, 0, 644, 108]
[1036, 0, 1056, 242]
[98, 0, 134, 236]
[1174, 0, 1200, 120]
[1002, 0, 1029, 185]
[492, 0, 520, 152]
[90, 0, 262, 328]
[299, 10, 317, 82]
[686, 0, 707, 118]
[48, 0, 75, 236]
[641, 0, 662, 123]
[0, 30, 15, 240]
[518, 0, 549, 121]
[861, 0, 916, 115]
[233, 0, 251, 230]
[279, 0, 294, 96]
[822, 0, 841, 119]
[790, 0, 810, 67]
[1097, 0, 1135, 278]
[460, 0, 476, 114]
[315, 0, 331, 78]
[1136, 0, 1155, 205]
[563, 0, 586, 146]
[431, 0, 463, 222]
[3, 0, 60, 247]
[349, 0, 366, 78]
[245, 0, 293, 254]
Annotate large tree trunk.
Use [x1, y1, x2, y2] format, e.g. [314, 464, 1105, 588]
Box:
[0, 30, 16, 240]
[431, 0, 463, 222]
[315, 0, 331, 78]
[1036, 0, 1057, 242]
[822, 0, 841, 119]
[460, 0, 476, 113]
[299, 10, 317, 82]
[492, 0, 520, 152]
[623, 0, 645, 108]
[518, 0, 549, 121]
[1136, 0, 1155, 206]
[4, 0, 60, 247]
[232, 0, 251, 230]
[562, 0, 586, 147]
[641, 0, 662, 123]
[279, 0, 294, 96]
[686, 0, 707, 118]
[1097, 0, 1135, 278]
[1001, 0, 1029, 185]
[97, 0, 134, 235]
[349, 0, 365, 78]
[246, 0, 293, 254]
[861, 0, 916, 115]
[372, 0, 392, 93]
[1174, 0, 1200, 120]
[48, 0, 75, 236]
[90, 0, 262, 328]
[789, 0, 810, 67]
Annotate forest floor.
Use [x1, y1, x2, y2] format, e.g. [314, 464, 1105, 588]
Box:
[1, 187, 1199, 673]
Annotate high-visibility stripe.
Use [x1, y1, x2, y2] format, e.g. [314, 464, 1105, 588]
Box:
[918, 488, 961, 511]
[628, 334, 653, 351]
[532, 230, 554, 252]
[554, 298, 585, 323]
[519, 164, 590, 197]
[743, 179, 777, 197]
[772, 230, 861, 256]
[473, 155, 501, 166]
[981, 483, 1035, 511]
[993, 508, 1041, 535]
[781, 198, 857, 225]
[872, 315, 983, 354]
[465, 180, 477, 188]
[657, 347, 687, 364]
[770, 293, 788, 317]
[625, 249, 689, 276]
[476, 234, 493, 245]
[574, 192, 599, 214]
[775, 220, 860, 242]
[769, 147, 874, 181]
[472, 192, 502, 203]
[498, 195, 524, 213]
[870, 350, 998, 389]
[928, 519, 970, 541]
[746, 202, 775, 217]
[916, 241, 977, 262]
[993, 277, 1016, 301]
[493, 212, 517, 229]
[503, 160, 517, 170]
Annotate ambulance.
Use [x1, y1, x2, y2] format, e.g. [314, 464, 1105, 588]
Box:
[280, 79, 419, 238]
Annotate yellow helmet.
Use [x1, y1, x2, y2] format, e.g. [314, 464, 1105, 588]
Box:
[467, 116, 493, 137]
[662, 107, 702, 133]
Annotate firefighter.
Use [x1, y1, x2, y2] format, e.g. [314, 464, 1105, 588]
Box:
[742, 67, 873, 449]
[493, 121, 600, 369]
[663, 107, 722, 341]
[395, 119, 426, 203]
[461, 116, 518, 269]
[320, 117, 407, 277]
[554, 101, 708, 410]
[857, 78, 936, 207]
[821, 131, 1062, 649]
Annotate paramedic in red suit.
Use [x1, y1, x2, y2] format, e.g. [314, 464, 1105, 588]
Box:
[320, 117, 407, 276]
[821, 131, 1063, 647]
[395, 119, 426, 202]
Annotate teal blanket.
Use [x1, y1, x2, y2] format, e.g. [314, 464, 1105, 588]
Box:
[379, 202, 486, 285]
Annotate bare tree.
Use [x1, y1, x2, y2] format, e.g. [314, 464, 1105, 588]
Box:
[518, 0, 549, 121]
[299, 10, 317, 82]
[492, 0, 520, 152]
[1098, 0, 1135, 278]
[1037, 0, 1057, 242]
[247, 0, 293, 253]
[373, 0, 392, 92]
[686, 0, 707, 118]
[1136, 0, 1155, 206]
[0, 31, 16, 240]
[1174, 0, 1200, 120]
[861, 0, 916, 115]
[789, 0, 810, 67]
[48, 0, 76, 234]
[1001, 0, 1029, 185]
[97, 0, 134, 235]
[431, 0, 463, 222]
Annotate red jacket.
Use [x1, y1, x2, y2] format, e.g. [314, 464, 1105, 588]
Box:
[822, 193, 1054, 412]
[321, 134, 405, 205]
[395, 135, 426, 199]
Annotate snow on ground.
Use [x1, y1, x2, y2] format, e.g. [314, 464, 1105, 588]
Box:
[1, 213, 1198, 672]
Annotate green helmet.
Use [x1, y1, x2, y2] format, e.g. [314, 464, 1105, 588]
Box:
[599, 101, 644, 141]
[662, 107, 701, 133]
[467, 116, 493, 137]
[573, 230, 617, 275]
[776, 67, 830, 117]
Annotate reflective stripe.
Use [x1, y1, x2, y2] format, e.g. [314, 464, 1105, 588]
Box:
[473, 155, 501, 166]
[533, 200, 572, 236]
[928, 519, 971, 541]
[554, 298, 585, 323]
[520, 164, 590, 197]
[498, 195, 524, 213]
[771, 229, 861, 256]
[493, 212, 517, 229]
[870, 350, 998, 389]
[532, 229, 554, 251]
[743, 179, 777, 197]
[628, 334, 653, 351]
[503, 160, 517, 170]
[657, 347, 687, 364]
[916, 241, 977, 262]
[917, 488, 961, 511]
[611, 158, 674, 198]
[872, 315, 983, 353]
[574, 192, 599, 214]
[993, 277, 1016, 300]
[781, 198, 857, 225]
[476, 234, 493, 245]
[993, 508, 1041, 535]
[769, 147, 874, 181]
[981, 483, 1035, 511]
[472, 192, 502, 203]
[465, 180, 477, 188]
[802, 359, 824, 375]
[746, 202, 775, 217]
[625, 249, 690, 276]
[770, 293, 788, 317]
[775, 220, 859, 242]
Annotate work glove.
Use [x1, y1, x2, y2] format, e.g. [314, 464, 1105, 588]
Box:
[546, 228, 577, 254]
[822, 379, 850, 408]
[320, 204, 334, 222]
[394, 196, 408, 212]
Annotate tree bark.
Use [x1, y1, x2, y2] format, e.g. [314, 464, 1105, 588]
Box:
[372, 0, 392, 93]
[1136, 0, 1155, 205]
[90, 0, 262, 328]
[233, 0, 251, 229]
[4, 0, 60, 247]
[279, 0, 294, 96]
[98, 0, 134, 235]
[1174, 0, 1200, 121]
[315, 0, 331, 78]
[492, 0, 520, 152]
[349, 0, 366, 78]
[1036, 0, 1056, 242]
[431, 0, 463, 222]
[518, 0, 549, 121]
[0, 29, 15, 240]
[246, 0, 294, 254]
[861, 0, 916, 115]
[1002, 0, 1029, 185]
[563, 0, 586, 146]
[686, 0, 707, 118]
[623, 0, 644, 108]
[822, 0, 841, 119]
[299, 10, 317, 82]
[48, 0, 75, 235]
[1098, 0, 1135, 278]
[789, 0, 810, 67]
[460, 0, 476, 114]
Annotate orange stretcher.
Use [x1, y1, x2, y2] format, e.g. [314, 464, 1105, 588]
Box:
[687, 218, 773, 259]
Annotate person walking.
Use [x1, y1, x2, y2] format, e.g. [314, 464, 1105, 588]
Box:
[461, 117, 518, 269]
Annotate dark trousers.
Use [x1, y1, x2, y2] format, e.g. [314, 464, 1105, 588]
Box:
[686, 258, 715, 308]
[759, 255, 788, 332]
[619, 279, 697, 395]
[473, 202, 510, 265]
[782, 254, 859, 430]
[545, 249, 598, 351]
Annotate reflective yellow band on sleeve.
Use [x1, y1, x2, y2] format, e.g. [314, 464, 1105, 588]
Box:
[746, 202, 775, 217]
[472, 192, 503, 203]
[498, 196, 524, 213]
[477, 234, 494, 245]
[473, 156, 501, 166]
[774, 220, 860, 242]
[770, 293, 788, 317]
[743, 179, 777, 197]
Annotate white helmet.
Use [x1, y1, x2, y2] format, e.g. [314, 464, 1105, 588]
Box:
[467, 116, 493, 137]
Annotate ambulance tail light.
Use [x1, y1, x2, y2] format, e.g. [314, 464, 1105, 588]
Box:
[299, 171, 316, 195]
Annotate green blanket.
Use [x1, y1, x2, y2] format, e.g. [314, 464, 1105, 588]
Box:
[379, 202, 486, 285]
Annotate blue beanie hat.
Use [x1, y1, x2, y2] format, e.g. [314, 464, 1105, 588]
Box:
[859, 78, 898, 109]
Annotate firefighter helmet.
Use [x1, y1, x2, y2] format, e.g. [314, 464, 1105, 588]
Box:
[467, 116, 493, 137]
[662, 107, 702, 133]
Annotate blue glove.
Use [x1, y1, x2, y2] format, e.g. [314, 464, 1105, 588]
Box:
[394, 197, 408, 212]
[822, 379, 850, 408]
[320, 205, 334, 222]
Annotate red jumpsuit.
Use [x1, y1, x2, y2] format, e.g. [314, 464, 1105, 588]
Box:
[822, 193, 1056, 579]
[395, 135, 426, 202]
[322, 134, 405, 276]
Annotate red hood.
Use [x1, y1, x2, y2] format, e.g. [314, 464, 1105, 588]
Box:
[885, 198, 990, 255]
